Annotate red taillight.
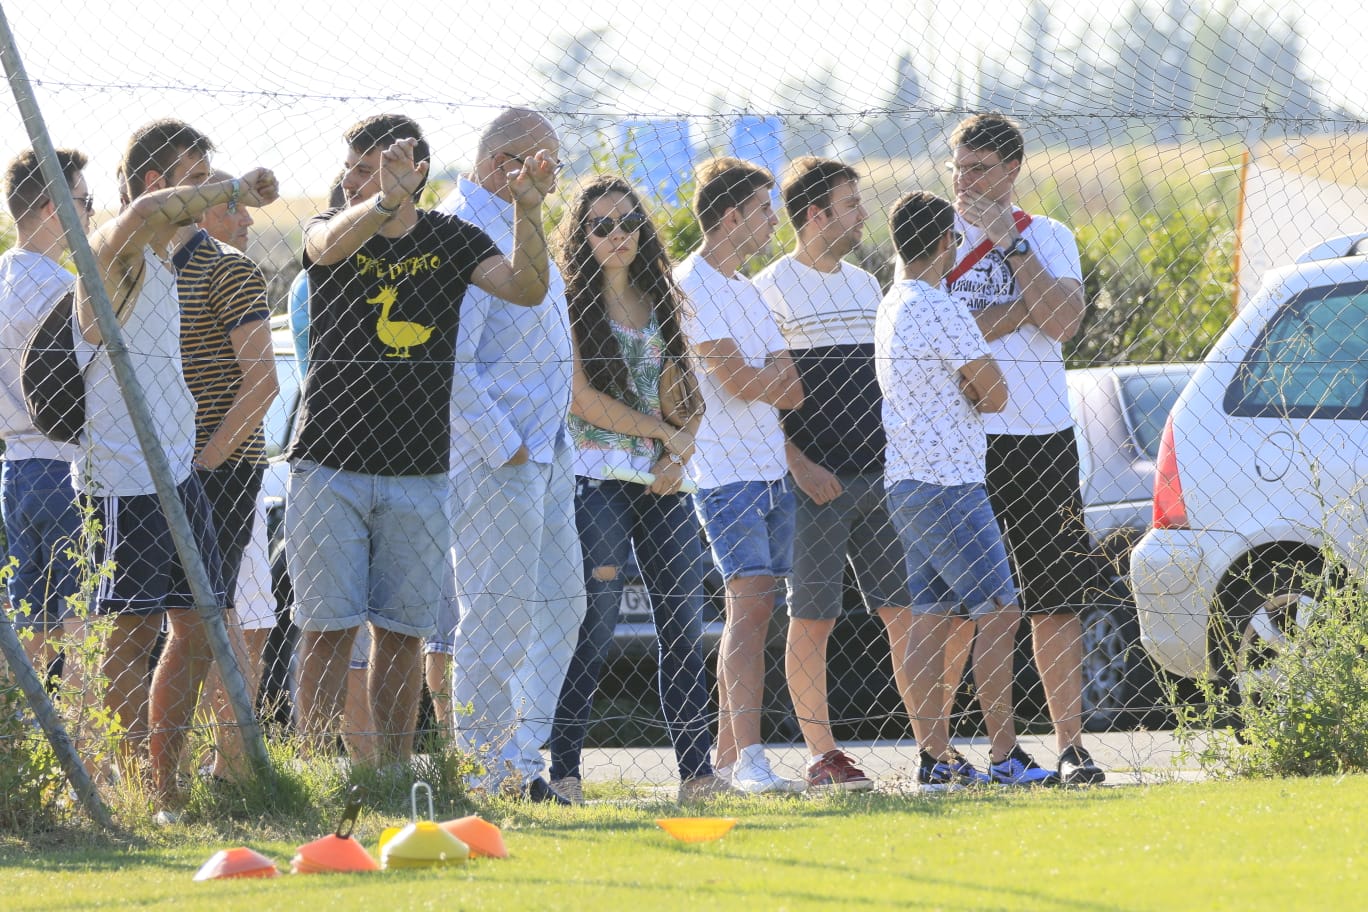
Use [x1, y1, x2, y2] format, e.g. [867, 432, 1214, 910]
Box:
[1152, 414, 1189, 529]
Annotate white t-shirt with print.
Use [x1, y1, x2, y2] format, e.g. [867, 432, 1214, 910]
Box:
[676, 252, 788, 489]
[949, 212, 1081, 435]
[876, 279, 993, 486]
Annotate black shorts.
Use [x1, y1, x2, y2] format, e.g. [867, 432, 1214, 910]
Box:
[985, 429, 1108, 615]
[196, 459, 263, 608]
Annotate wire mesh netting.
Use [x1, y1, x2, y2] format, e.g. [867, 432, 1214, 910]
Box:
[1, 0, 1367, 824]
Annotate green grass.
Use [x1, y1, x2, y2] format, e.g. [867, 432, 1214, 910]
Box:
[3, 776, 1362, 911]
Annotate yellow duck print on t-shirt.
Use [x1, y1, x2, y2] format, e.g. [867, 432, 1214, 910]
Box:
[367, 284, 434, 359]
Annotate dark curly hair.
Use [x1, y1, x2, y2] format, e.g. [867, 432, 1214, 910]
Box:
[555, 174, 696, 414]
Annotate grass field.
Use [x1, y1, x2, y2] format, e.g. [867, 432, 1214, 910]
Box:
[3, 775, 1362, 911]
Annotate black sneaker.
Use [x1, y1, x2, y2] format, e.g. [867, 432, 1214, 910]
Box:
[917, 749, 989, 791]
[989, 745, 1061, 786]
[1058, 746, 1106, 786]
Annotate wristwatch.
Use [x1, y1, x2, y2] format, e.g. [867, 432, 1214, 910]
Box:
[667, 452, 684, 466]
[1004, 236, 1031, 258]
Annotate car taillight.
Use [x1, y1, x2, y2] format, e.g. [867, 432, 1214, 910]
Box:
[1152, 414, 1189, 529]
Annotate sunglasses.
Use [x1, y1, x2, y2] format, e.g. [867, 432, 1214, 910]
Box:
[587, 211, 648, 238]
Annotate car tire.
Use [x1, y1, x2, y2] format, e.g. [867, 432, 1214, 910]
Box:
[1216, 558, 1325, 700]
[1079, 595, 1170, 731]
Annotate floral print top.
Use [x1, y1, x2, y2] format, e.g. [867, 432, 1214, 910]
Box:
[570, 318, 665, 479]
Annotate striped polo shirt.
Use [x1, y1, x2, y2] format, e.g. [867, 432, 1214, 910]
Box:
[173, 230, 270, 465]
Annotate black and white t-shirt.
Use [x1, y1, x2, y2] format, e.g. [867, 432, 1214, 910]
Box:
[290, 209, 500, 476]
[948, 213, 1082, 436]
[754, 255, 886, 475]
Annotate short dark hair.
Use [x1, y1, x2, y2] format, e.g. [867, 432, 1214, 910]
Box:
[890, 191, 954, 263]
[4, 147, 87, 220]
[345, 114, 430, 198]
[949, 113, 1025, 165]
[118, 119, 214, 203]
[781, 157, 858, 232]
[693, 156, 772, 233]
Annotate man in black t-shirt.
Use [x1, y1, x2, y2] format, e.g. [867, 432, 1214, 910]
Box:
[286, 114, 555, 763]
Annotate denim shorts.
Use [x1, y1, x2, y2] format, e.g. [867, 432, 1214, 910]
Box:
[285, 460, 449, 638]
[2, 458, 81, 629]
[886, 478, 1016, 619]
[694, 478, 795, 580]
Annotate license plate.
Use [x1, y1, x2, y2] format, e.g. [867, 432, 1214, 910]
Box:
[619, 581, 652, 623]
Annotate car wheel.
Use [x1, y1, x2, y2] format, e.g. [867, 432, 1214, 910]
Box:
[1079, 598, 1169, 731]
[1224, 561, 1323, 698]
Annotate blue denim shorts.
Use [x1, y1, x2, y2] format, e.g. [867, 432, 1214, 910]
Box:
[2, 458, 81, 629]
[694, 478, 795, 580]
[285, 460, 449, 638]
[886, 478, 1017, 619]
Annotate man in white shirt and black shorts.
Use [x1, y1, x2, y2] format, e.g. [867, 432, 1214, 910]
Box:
[947, 112, 1106, 786]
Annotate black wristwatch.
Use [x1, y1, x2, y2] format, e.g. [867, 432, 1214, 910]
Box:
[1004, 236, 1030, 258]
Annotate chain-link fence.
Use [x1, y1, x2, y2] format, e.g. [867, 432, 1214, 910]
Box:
[2, 0, 1367, 824]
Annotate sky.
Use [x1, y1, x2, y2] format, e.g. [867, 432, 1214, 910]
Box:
[1, 0, 1363, 207]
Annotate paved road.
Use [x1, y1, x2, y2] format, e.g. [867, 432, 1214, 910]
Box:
[580, 729, 1206, 793]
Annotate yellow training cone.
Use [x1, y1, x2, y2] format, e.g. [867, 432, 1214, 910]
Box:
[379, 781, 469, 870]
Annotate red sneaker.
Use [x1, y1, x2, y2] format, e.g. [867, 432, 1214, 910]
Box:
[806, 749, 874, 792]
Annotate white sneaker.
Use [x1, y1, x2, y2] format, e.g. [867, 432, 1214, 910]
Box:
[731, 759, 805, 795]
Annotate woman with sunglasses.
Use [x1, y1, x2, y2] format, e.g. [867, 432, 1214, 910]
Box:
[548, 175, 731, 803]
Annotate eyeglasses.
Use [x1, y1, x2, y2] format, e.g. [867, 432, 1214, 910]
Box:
[587, 211, 648, 238]
[498, 151, 566, 174]
[946, 161, 999, 178]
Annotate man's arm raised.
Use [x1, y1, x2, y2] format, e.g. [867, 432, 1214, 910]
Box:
[78, 169, 278, 343]
[305, 139, 424, 267]
[469, 150, 555, 308]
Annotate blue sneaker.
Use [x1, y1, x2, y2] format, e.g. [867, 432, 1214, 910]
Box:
[990, 745, 1061, 786]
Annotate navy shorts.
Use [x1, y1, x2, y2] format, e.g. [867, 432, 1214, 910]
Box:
[90, 473, 224, 616]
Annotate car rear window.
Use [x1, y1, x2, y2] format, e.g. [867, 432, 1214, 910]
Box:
[1226, 280, 1368, 420]
[1120, 370, 1190, 460]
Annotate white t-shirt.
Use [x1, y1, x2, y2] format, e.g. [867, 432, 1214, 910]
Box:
[80, 248, 195, 496]
[676, 252, 788, 489]
[875, 279, 993, 486]
[949, 212, 1082, 435]
[754, 255, 882, 350]
[0, 249, 80, 462]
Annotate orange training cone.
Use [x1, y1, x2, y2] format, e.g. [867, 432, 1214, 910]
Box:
[292, 786, 380, 874]
[440, 815, 508, 859]
[193, 846, 280, 881]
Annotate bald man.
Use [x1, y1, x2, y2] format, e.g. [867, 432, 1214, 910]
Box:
[428, 108, 583, 804]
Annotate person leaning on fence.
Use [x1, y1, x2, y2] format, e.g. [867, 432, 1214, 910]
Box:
[182, 167, 279, 782]
[77, 119, 279, 813]
[545, 175, 732, 805]
[0, 147, 92, 688]
[425, 108, 582, 805]
[947, 112, 1106, 785]
[282, 175, 379, 764]
[874, 190, 1056, 788]
[287, 114, 554, 768]
[676, 156, 806, 795]
[756, 156, 946, 792]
